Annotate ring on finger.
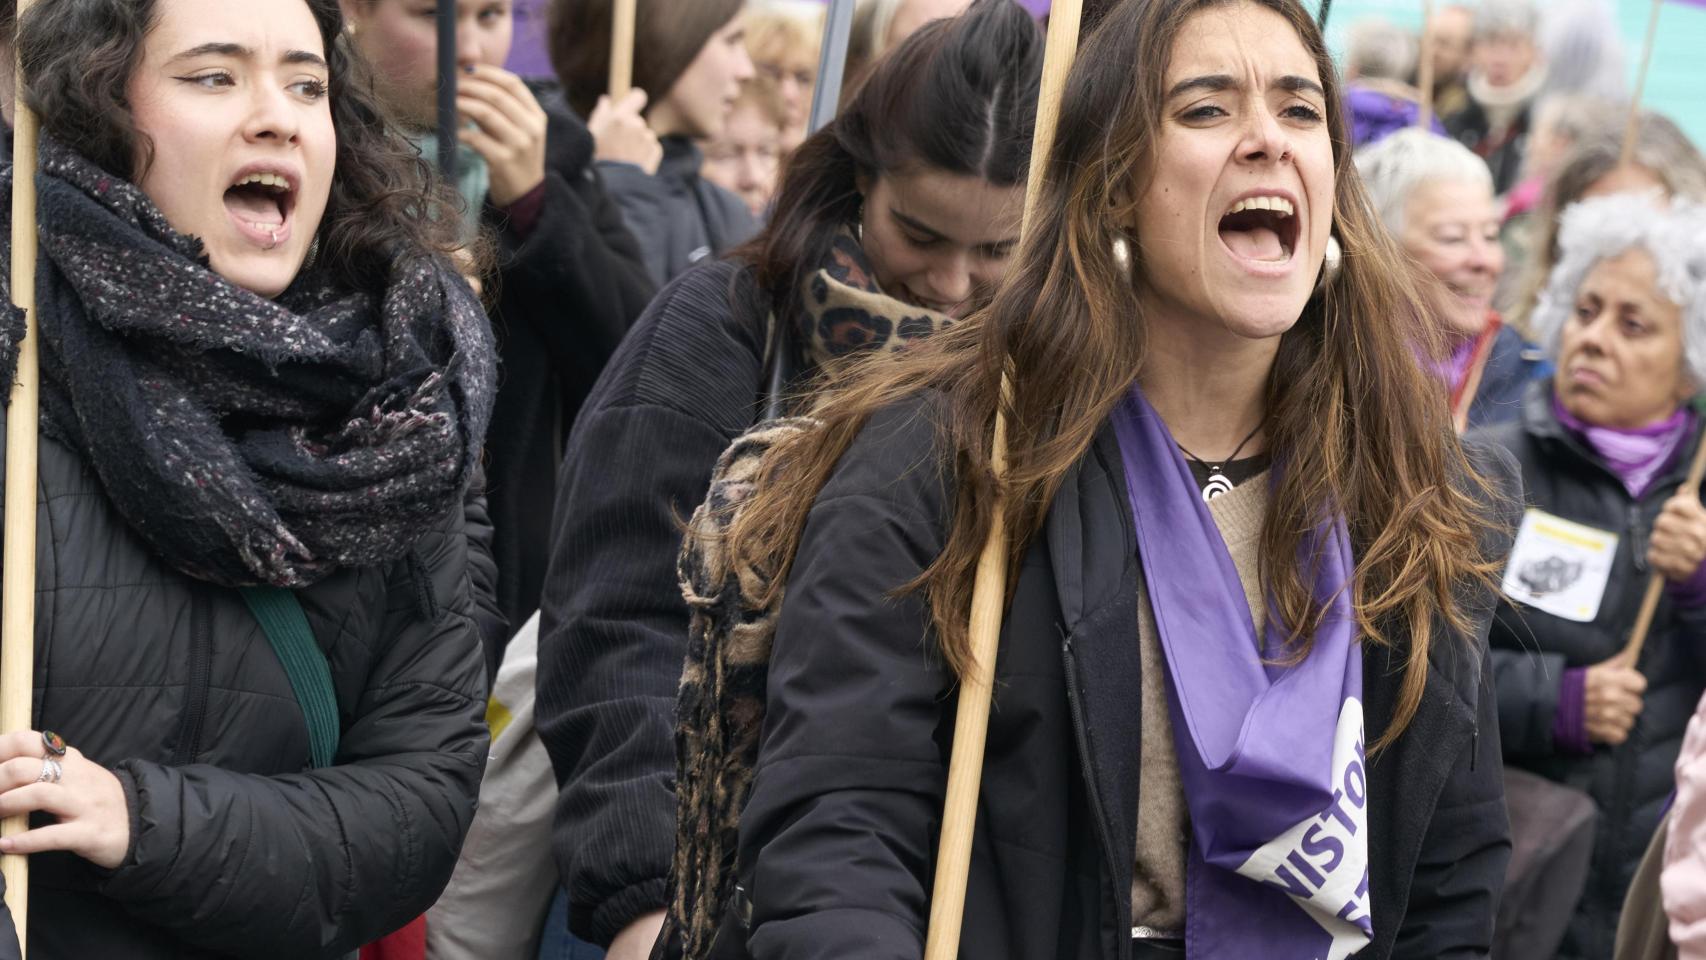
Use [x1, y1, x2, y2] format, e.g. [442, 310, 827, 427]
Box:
[34, 757, 62, 784]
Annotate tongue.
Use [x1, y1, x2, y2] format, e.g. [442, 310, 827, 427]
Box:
[224, 188, 283, 226]
[1222, 225, 1285, 262]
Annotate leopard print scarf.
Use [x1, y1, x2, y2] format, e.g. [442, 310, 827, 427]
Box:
[664, 232, 953, 957]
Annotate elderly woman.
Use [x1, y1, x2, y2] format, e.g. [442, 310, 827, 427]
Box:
[1358, 127, 1547, 429]
[0, 0, 496, 956]
[1474, 194, 1706, 960]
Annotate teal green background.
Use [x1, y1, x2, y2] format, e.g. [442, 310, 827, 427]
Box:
[1322, 0, 1706, 147]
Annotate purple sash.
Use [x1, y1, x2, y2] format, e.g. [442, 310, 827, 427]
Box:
[1111, 387, 1372, 959]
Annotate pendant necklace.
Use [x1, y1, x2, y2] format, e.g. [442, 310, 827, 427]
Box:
[1175, 423, 1263, 503]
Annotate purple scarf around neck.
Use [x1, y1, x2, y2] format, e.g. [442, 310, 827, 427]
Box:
[1552, 394, 1693, 499]
[1112, 387, 1371, 959]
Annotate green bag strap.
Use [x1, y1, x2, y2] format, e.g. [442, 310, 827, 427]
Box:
[239, 586, 340, 768]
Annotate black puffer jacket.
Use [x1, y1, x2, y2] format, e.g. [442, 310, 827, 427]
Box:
[599, 137, 758, 287]
[7, 416, 491, 959]
[480, 83, 655, 648]
[1472, 383, 1706, 960]
[732, 398, 1519, 959]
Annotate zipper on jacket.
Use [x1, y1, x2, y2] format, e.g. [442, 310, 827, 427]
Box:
[170, 589, 214, 766]
[1061, 636, 1132, 959]
[1470, 724, 1478, 772]
[1629, 504, 1650, 575]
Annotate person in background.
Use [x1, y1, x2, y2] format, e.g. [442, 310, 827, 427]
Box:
[1424, 3, 1474, 121]
[1342, 17, 1440, 148]
[550, 0, 758, 286]
[1358, 128, 1547, 430]
[1506, 115, 1706, 333]
[0, 0, 497, 954]
[1446, 0, 1545, 195]
[536, 3, 1044, 956]
[1539, 0, 1626, 105]
[744, 1, 821, 153]
[843, 0, 971, 95]
[700, 80, 787, 219]
[343, 0, 655, 649]
[1473, 193, 1706, 960]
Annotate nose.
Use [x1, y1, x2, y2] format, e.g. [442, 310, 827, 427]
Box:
[733, 46, 756, 84]
[1237, 106, 1294, 165]
[925, 251, 974, 308]
[457, 22, 485, 70]
[243, 80, 301, 146]
[1574, 310, 1610, 355]
[737, 151, 762, 189]
[1465, 232, 1504, 276]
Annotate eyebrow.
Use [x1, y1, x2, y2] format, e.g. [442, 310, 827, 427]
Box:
[1164, 74, 1326, 100]
[892, 209, 1020, 249]
[168, 42, 328, 70]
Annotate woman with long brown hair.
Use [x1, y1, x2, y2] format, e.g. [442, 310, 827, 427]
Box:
[725, 0, 1518, 956]
[534, 3, 1044, 956]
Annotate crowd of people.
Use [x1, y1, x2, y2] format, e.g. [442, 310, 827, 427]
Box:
[0, 0, 1703, 958]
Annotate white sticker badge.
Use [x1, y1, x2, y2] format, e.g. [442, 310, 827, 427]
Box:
[1501, 508, 1620, 623]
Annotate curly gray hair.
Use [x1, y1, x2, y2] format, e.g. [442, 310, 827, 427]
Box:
[1531, 193, 1706, 385]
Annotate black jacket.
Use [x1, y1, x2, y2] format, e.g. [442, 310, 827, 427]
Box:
[1471, 383, 1706, 960]
[599, 138, 758, 288]
[7, 415, 492, 959]
[1445, 97, 1533, 196]
[735, 399, 1519, 960]
[1465, 324, 1551, 432]
[538, 260, 769, 945]
[481, 84, 655, 645]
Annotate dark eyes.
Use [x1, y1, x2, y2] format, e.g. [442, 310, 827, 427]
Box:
[1181, 103, 1324, 123]
[175, 72, 328, 101]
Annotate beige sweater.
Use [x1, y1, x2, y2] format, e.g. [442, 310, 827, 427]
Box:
[1130, 473, 1270, 934]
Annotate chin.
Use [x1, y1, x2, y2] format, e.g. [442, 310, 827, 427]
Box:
[1214, 290, 1312, 340]
[211, 253, 298, 299]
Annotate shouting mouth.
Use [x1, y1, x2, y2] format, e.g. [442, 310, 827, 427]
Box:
[223, 166, 298, 250]
[1218, 193, 1300, 272]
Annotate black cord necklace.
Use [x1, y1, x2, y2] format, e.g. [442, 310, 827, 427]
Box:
[1175, 423, 1264, 502]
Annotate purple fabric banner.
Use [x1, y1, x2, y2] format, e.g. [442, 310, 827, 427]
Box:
[1112, 387, 1372, 959]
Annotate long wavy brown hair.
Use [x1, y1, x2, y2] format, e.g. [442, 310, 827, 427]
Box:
[732, 0, 1501, 749]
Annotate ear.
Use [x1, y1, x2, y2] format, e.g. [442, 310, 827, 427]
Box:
[338, 0, 367, 33]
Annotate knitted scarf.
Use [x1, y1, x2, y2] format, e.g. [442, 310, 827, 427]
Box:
[666, 232, 951, 958]
[0, 139, 496, 588]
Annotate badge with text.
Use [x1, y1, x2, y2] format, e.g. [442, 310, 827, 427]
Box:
[1501, 508, 1619, 623]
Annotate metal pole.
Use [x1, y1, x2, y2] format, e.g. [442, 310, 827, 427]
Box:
[806, 0, 856, 135]
[3, 0, 43, 950]
[436, 0, 458, 180]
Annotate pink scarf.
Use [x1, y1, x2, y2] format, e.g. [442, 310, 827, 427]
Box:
[1553, 394, 1694, 499]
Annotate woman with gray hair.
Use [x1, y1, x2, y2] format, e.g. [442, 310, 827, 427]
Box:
[1445, 0, 1545, 194]
[1473, 193, 1706, 959]
[1357, 128, 1547, 429]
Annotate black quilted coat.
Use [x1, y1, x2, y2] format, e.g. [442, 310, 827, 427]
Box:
[4, 416, 493, 959]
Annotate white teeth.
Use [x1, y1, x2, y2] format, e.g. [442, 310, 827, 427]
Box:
[233, 172, 289, 191]
[1228, 195, 1295, 217]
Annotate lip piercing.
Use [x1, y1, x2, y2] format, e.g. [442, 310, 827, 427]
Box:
[267, 229, 279, 250]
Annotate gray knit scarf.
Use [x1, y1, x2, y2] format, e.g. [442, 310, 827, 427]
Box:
[0, 139, 496, 588]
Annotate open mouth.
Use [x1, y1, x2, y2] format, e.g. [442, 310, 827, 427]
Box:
[1218, 194, 1299, 265]
[223, 168, 297, 249]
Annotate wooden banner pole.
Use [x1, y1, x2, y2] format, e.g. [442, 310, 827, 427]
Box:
[921, 2, 1084, 957]
[608, 0, 637, 99]
[3, 0, 44, 949]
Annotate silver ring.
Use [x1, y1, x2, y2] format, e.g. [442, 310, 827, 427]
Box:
[34, 757, 62, 784]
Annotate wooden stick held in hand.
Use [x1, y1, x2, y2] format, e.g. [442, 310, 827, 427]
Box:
[609, 0, 638, 99]
[1416, 0, 1436, 131]
[1624, 425, 1706, 664]
[1621, 0, 1664, 168]
[922, 2, 1084, 957]
[3, 0, 43, 949]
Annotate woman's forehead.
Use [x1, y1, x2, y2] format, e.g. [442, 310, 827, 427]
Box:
[1164, 3, 1320, 90]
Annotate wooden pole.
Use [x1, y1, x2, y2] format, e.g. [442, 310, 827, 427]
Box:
[1416, 0, 1436, 131]
[608, 0, 637, 99]
[3, 0, 42, 948]
[921, 2, 1083, 957]
[1624, 427, 1706, 664]
[1621, 0, 1664, 168]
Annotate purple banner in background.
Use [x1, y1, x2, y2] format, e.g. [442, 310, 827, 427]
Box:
[506, 0, 555, 79]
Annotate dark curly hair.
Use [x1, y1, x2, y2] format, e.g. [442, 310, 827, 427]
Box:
[16, 0, 464, 294]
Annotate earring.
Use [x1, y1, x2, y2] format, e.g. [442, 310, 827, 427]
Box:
[304, 235, 322, 271]
[1112, 234, 1132, 274]
[1315, 231, 1342, 294]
